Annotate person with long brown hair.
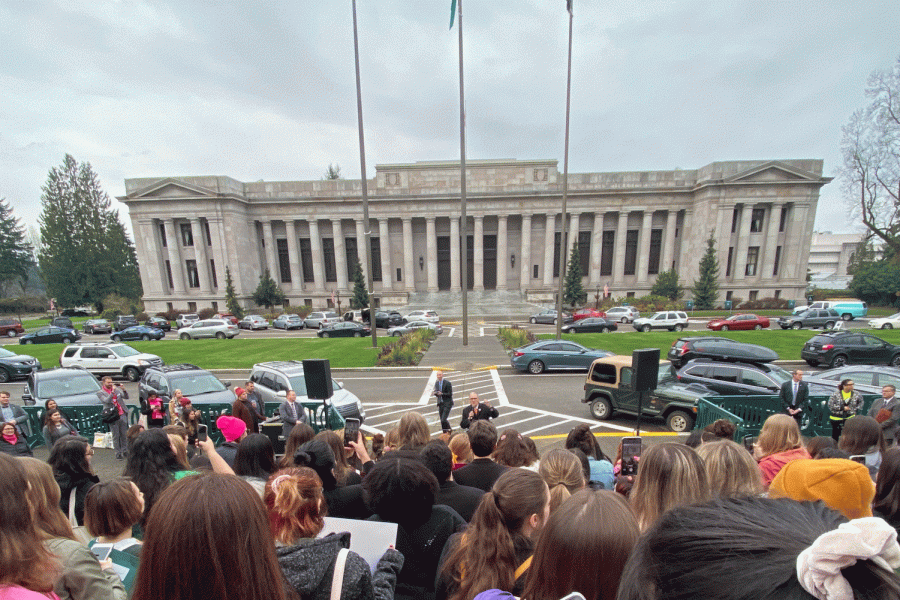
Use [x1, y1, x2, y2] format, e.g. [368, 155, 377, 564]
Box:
[522, 489, 639, 600]
[48, 437, 99, 526]
[397, 412, 430, 451]
[448, 433, 473, 470]
[265, 467, 404, 600]
[754, 413, 811, 488]
[564, 423, 614, 490]
[280, 422, 315, 468]
[316, 430, 362, 486]
[874, 446, 900, 531]
[539, 448, 585, 514]
[492, 429, 533, 468]
[629, 443, 710, 531]
[436, 468, 550, 600]
[20, 457, 125, 600]
[839, 414, 887, 475]
[0, 453, 61, 599]
[132, 473, 291, 600]
[696, 439, 764, 498]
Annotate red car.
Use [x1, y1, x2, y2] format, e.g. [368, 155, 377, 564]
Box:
[214, 313, 240, 326]
[573, 308, 606, 321]
[706, 313, 770, 331]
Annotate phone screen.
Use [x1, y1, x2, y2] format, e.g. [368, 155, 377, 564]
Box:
[742, 435, 756, 453]
[850, 454, 866, 464]
[621, 437, 641, 476]
[343, 418, 361, 446]
[91, 544, 113, 561]
[197, 424, 208, 442]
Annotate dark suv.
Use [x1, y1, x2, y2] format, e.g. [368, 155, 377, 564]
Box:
[0, 347, 41, 383]
[674, 359, 833, 396]
[115, 315, 139, 331]
[777, 309, 840, 330]
[667, 337, 779, 368]
[138, 364, 233, 405]
[22, 367, 102, 406]
[801, 331, 900, 368]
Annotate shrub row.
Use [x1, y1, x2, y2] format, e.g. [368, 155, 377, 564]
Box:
[376, 328, 436, 367]
[497, 326, 536, 351]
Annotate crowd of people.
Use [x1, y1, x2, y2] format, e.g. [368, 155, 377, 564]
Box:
[3, 374, 900, 600]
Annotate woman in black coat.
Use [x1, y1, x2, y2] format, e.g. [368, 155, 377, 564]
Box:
[48, 436, 99, 525]
[0, 420, 32, 457]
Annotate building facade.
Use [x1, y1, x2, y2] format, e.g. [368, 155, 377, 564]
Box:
[807, 231, 881, 290]
[120, 158, 830, 313]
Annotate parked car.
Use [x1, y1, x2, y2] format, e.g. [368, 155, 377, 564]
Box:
[250, 361, 365, 423]
[145, 316, 172, 331]
[667, 336, 778, 368]
[111, 325, 166, 342]
[364, 310, 406, 329]
[213, 313, 240, 326]
[318, 322, 372, 338]
[82, 319, 112, 334]
[20, 327, 81, 345]
[777, 309, 840, 330]
[792, 299, 868, 321]
[561, 317, 618, 334]
[582, 356, 714, 432]
[802, 366, 900, 396]
[114, 315, 139, 331]
[403, 310, 440, 324]
[239, 315, 270, 330]
[632, 311, 689, 332]
[60, 308, 92, 317]
[304, 311, 339, 329]
[706, 313, 770, 331]
[139, 364, 233, 405]
[674, 359, 833, 396]
[0, 347, 41, 383]
[273, 314, 304, 330]
[177, 319, 239, 340]
[60, 342, 163, 381]
[387, 320, 443, 336]
[604, 306, 641, 323]
[0, 318, 25, 338]
[176, 313, 200, 328]
[510, 340, 612, 374]
[529, 309, 573, 325]
[572, 308, 606, 321]
[51, 317, 74, 330]
[22, 367, 103, 407]
[342, 310, 364, 322]
[869, 313, 900, 330]
[801, 331, 900, 368]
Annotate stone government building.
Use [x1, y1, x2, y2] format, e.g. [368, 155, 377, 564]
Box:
[120, 158, 829, 314]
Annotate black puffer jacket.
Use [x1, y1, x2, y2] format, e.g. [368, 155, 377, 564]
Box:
[56, 470, 100, 526]
[277, 532, 404, 600]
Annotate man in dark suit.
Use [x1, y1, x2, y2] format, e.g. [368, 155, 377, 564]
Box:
[421, 440, 485, 522]
[779, 369, 809, 427]
[433, 370, 453, 434]
[868, 385, 900, 446]
[453, 421, 508, 492]
[460, 392, 499, 430]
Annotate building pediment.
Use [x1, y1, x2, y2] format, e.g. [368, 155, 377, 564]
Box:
[725, 161, 823, 183]
[126, 178, 221, 200]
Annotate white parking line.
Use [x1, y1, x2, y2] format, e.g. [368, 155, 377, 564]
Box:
[491, 368, 509, 406]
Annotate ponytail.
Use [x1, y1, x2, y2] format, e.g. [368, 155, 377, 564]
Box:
[263, 467, 325, 544]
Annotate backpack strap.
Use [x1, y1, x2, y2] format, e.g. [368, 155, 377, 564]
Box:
[330, 547, 350, 600]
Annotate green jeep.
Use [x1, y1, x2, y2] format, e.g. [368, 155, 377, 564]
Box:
[581, 355, 711, 432]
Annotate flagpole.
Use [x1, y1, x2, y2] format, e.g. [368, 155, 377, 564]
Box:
[555, 1, 574, 340]
[352, 0, 377, 349]
[457, 0, 468, 346]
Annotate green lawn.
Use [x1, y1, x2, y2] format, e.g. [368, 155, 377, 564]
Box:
[538, 328, 900, 361]
[7, 337, 391, 370]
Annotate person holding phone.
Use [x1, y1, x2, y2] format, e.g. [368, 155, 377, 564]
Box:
[98, 377, 129, 460]
[433, 370, 453, 434]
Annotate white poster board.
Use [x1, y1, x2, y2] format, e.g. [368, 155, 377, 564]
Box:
[319, 517, 398, 575]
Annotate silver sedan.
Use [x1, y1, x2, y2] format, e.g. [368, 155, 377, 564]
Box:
[387, 320, 443, 336]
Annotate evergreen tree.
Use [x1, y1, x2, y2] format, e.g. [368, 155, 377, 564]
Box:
[38, 154, 142, 310]
[691, 233, 720, 310]
[847, 236, 878, 275]
[651, 268, 683, 301]
[251, 268, 285, 309]
[324, 164, 342, 180]
[563, 243, 586, 307]
[0, 198, 34, 296]
[224, 266, 244, 319]
[350, 258, 369, 309]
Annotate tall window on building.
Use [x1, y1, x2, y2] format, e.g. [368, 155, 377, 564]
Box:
[180, 223, 194, 247]
[210, 260, 218, 288]
[623, 230, 638, 275]
[726, 247, 734, 277]
[773, 246, 782, 276]
[553, 232, 569, 278]
[578, 231, 591, 277]
[745, 246, 760, 276]
[345, 237, 359, 281]
[600, 231, 614, 276]
[165, 260, 174, 289]
[648, 229, 663, 275]
[276, 239, 291, 283]
[204, 221, 212, 246]
[185, 260, 199, 288]
[323, 238, 337, 282]
[779, 205, 789, 232]
[750, 208, 765, 233]
[370, 238, 383, 282]
[731, 208, 740, 233]
[299, 238, 314, 283]
[159, 222, 167, 247]
[749, 290, 759, 302]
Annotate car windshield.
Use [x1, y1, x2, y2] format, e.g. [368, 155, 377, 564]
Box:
[766, 365, 793, 384]
[887, 313, 900, 320]
[111, 345, 141, 357]
[0, 348, 16, 358]
[36, 374, 101, 398]
[658, 368, 676, 386]
[172, 374, 227, 395]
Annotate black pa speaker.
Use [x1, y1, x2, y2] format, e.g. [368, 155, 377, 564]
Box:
[303, 359, 333, 400]
[632, 348, 660, 392]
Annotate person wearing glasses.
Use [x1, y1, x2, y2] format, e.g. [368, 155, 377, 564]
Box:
[827, 379, 863, 441]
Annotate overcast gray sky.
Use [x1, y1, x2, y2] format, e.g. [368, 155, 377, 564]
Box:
[1, 0, 898, 237]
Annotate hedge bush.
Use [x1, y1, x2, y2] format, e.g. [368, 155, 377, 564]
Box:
[375, 328, 435, 367]
[498, 326, 536, 351]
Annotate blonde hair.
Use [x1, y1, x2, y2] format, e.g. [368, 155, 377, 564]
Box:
[449, 433, 473, 464]
[629, 443, 710, 531]
[263, 467, 325, 545]
[398, 412, 430, 449]
[168, 434, 190, 469]
[384, 428, 400, 451]
[697, 439, 764, 498]
[539, 449, 585, 513]
[756, 414, 803, 459]
[20, 457, 76, 541]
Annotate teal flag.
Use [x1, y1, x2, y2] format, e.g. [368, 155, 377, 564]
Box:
[450, 0, 457, 29]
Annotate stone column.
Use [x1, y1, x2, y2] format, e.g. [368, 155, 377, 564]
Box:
[589, 214, 603, 286]
[379, 218, 392, 291]
[637, 211, 654, 283]
[309, 219, 326, 293]
[733, 204, 754, 280]
[473, 216, 484, 291]
[139, 220, 164, 295]
[355, 219, 368, 283]
[402, 217, 415, 291]
[760, 203, 782, 280]
[191, 218, 212, 293]
[661, 210, 678, 275]
[715, 205, 730, 277]
[450, 216, 461, 291]
[285, 220, 302, 292]
[497, 215, 508, 290]
[520, 214, 532, 289]
[426, 217, 438, 292]
[567, 213, 580, 257]
[163, 219, 186, 294]
[678, 209, 696, 283]
[205, 217, 229, 293]
[261, 221, 279, 282]
[332, 219, 348, 290]
[785, 204, 810, 281]
[543, 214, 555, 286]
[612, 211, 629, 284]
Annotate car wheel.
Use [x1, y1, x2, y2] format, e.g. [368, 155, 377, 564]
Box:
[842, 313, 852, 321]
[831, 354, 848, 368]
[805, 360, 819, 367]
[824, 321, 835, 330]
[530, 317, 537, 324]
[884, 323, 894, 330]
[621, 317, 628, 324]
[5, 330, 15, 338]
[642, 324, 651, 333]
[791, 322, 802, 330]
[600, 327, 609, 333]
[666, 410, 694, 433]
[0, 370, 9, 383]
[891, 355, 900, 368]
[673, 324, 684, 332]
[590, 397, 613, 420]
[527, 360, 545, 374]
[754, 324, 762, 330]
[63, 337, 73, 343]
[322, 332, 330, 338]
[215, 332, 225, 339]
[124, 367, 140, 382]
[112, 335, 122, 342]
[23, 339, 32, 344]
[141, 334, 151, 341]
[180, 333, 190, 340]
[392, 332, 401, 336]
[353, 332, 362, 337]
[553, 318, 558, 325]
[721, 325, 729, 331]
